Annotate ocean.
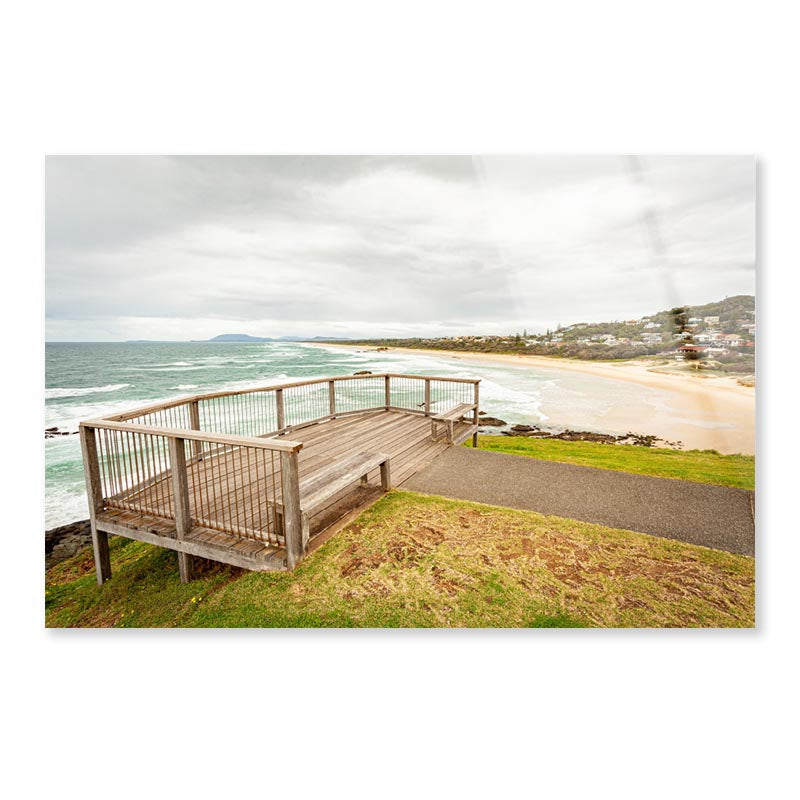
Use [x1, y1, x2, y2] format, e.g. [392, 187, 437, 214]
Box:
[45, 341, 662, 528]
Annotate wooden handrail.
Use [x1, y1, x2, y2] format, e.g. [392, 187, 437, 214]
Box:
[80, 419, 304, 453]
[101, 373, 481, 423]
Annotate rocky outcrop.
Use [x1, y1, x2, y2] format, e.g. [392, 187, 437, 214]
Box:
[500, 425, 681, 448]
[45, 519, 93, 568]
[478, 416, 507, 427]
[45, 426, 78, 439]
[353, 370, 373, 375]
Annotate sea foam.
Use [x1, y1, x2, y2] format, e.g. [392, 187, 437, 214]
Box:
[45, 383, 130, 400]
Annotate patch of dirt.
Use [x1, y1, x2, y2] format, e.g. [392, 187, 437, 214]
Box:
[430, 565, 462, 596]
[457, 510, 485, 528]
[618, 597, 653, 611]
[408, 525, 446, 545]
[363, 580, 391, 597]
[498, 536, 538, 561]
[339, 547, 384, 578]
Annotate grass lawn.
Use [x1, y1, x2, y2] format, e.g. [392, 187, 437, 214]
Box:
[469, 436, 755, 490]
[46, 491, 754, 628]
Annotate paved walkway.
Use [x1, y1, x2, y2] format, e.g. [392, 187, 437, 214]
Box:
[401, 448, 755, 556]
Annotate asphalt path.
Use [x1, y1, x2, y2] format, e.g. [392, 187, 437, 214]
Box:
[401, 448, 755, 556]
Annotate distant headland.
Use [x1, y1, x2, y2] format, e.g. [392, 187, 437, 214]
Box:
[121, 334, 354, 343]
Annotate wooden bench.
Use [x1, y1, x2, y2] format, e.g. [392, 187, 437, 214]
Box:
[298, 450, 391, 515]
[275, 450, 391, 550]
[430, 402, 477, 444]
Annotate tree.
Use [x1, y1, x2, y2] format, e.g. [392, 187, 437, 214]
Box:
[671, 306, 689, 334]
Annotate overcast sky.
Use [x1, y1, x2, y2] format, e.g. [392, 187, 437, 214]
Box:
[45, 155, 755, 341]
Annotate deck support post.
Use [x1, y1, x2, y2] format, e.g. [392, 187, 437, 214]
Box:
[189, 400, 202, 459]
[280, 450, 304, 569]
[424, 379, 431, 417]
[472, 381, 480, 448]
[328, 380, 336, 419]
[276, 388, 285, 433]
[380, 458, 391, 491]
[80, 425, 111, 585]
[168, 436, 195, 582]
[384, 375, 391, 410]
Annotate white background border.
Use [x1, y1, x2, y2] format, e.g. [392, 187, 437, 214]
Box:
[3, 2, 796, 797]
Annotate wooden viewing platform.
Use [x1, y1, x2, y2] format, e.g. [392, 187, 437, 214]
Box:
[79, 373, 480, 583]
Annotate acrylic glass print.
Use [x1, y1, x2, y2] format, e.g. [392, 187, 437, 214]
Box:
[45, 155, 755, 628]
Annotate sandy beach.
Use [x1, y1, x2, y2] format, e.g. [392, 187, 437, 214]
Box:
[310, 343, 755, 455]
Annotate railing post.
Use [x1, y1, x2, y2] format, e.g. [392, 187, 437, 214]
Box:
[168, 436, 194, 582]
[472, 380, 480, 448]
[280, 450, 305, 569]
[424, 379, 431, 416]
[328, 379, 336, 419]
[384, 375, 391, 410]
[79, 424, 112, 585]
[189, 400, 202, 458]
[276, 388, 285, 433]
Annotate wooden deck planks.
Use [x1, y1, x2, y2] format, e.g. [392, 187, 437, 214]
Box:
[101, 410, 455, 569]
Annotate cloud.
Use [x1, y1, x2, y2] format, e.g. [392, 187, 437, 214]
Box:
[45, 155, 755, 340]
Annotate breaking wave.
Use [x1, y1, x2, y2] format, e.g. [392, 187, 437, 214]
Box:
[45, 383, 130, 400]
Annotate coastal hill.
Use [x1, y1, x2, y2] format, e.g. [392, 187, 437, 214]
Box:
[338, 295, 755, 373]
[201, 334, 353, 343]
[207, 333, 272, 342]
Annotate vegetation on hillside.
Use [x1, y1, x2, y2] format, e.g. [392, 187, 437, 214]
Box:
[469, 437, 755, 490]
[46, 491, 754, 629]
[337, 295, 755, 372]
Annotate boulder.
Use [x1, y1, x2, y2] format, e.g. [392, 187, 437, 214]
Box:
[45, 519, 94, 568]
[478, 416, 507, 427]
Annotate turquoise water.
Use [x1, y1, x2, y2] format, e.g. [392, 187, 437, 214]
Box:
[45, 341, 657, 527]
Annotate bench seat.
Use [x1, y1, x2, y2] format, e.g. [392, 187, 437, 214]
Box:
[274, 450, 391, 551]
[430, 402, 477, 444]
[298, 450, 391, 515]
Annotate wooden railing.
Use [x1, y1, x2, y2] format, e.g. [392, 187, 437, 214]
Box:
[103, 373, 480, 437]
[79, 420, 306, 572]
[80, 374, 479, 575]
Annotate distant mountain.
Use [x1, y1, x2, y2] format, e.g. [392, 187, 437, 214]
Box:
[204, 334, 354, 343]
[207, 334, 271, 342]
[295, 336, 353, 341]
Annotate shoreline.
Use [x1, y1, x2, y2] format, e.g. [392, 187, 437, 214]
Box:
[307, 342, 755, 455]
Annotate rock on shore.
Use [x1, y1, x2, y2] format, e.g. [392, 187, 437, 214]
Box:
[46, 519, 93, 568]
[500, 424, 681, 448]
[477, 416, 507, 427]
[45, 426, 78, 439]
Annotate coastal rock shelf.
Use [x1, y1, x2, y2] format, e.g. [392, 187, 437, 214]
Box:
[79, 373, 480, 583]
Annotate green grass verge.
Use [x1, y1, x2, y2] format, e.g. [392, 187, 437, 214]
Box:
[46, 491, 754, 629]
[469, 436, 754, 490]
